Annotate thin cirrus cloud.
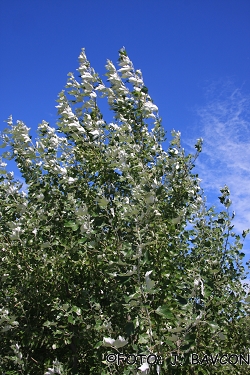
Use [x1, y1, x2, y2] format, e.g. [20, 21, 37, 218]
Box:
[187, 81, 250, 255]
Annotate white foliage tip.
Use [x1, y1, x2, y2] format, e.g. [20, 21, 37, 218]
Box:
[103, 335, 128, 348]
[145, 270, 155, 292]
[138, 362, 150, 373]
[194, 277, 204, 296]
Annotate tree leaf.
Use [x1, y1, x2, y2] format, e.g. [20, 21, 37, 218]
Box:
[155, 306, 174, 319]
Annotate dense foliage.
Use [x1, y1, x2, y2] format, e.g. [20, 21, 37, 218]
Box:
[0, 48, 249, 375]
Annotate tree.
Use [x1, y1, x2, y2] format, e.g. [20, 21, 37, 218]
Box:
[0, 47, 249, 375]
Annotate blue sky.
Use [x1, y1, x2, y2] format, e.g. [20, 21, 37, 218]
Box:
[1, 1, 250, 272]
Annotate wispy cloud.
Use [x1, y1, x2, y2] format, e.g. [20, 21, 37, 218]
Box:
[186, 81, 250, 235]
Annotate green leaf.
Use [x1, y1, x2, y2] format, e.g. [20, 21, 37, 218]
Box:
[141, 86, 148, 94]
[125, 321, 135, 336]
[62, 304, 70, 311]
[245, 295, 250, 302]
[138, 334, 149, 344]
[97, 196, 109, 208]
[209, 322, 219, 333]
[155, 306, 174, 319]
[78, 237, 88, 244]
[67, 316, 75, 324]
[64, 221, 79, 231]
[71, 306, 81, 315]
[167, 334, 178, 342]
[164, 339, 177, 348]
[94, 340, 103, 349]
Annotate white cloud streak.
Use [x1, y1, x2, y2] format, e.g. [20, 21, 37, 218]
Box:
[190, 82, 250, 235]
[184, 81, 250, 262]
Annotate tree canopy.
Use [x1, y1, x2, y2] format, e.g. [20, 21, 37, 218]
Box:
[0, 47, 249, 375]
